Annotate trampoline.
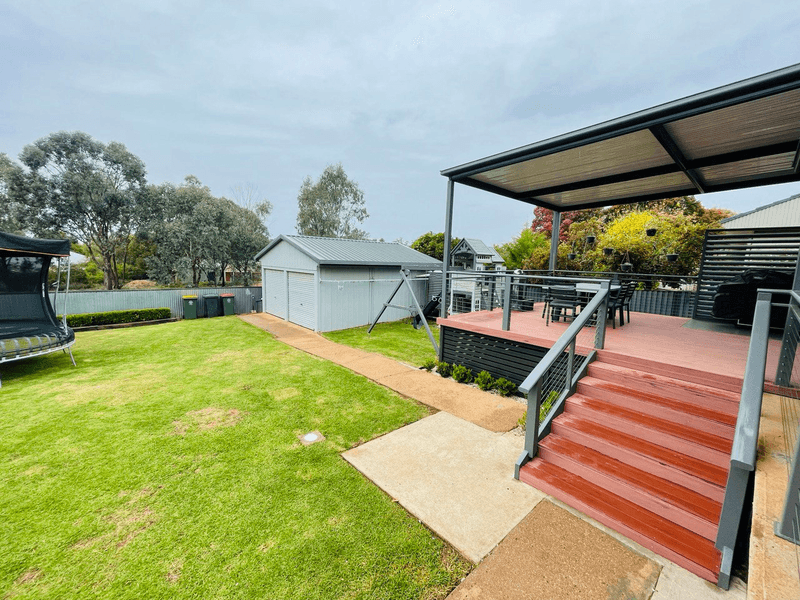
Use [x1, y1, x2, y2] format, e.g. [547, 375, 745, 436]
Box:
[0, 231, 76, 387]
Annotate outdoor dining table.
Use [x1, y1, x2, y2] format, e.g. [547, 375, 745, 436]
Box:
[543, 281, 621, 322]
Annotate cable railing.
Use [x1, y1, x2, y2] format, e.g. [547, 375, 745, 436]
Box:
[513, 281, 611, 479]
[715, 289, 800, 589]
[772, 290, 800, 586]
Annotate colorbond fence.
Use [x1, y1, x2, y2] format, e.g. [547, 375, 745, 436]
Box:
[51, 286, 262, 319]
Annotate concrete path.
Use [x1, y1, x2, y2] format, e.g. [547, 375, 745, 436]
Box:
[343, 411, 544, 562]
[239, 313, 525, 432]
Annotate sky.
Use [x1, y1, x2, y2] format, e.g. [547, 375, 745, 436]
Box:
[2, 0, 800, 248]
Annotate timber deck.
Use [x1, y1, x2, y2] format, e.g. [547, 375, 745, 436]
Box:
[438, 307, 781, 583]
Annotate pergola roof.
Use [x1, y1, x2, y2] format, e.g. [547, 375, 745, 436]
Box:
[441, 63, 800, 211]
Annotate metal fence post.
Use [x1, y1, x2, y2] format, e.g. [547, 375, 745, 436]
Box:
[515, 379, 542, 479]
[502, 273, 512, 331]
[566, 339, 575, 393]
[775, 429, 800, 543]
[595, 280, 610, 349]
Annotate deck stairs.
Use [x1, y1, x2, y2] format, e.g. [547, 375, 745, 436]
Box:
[517, 351, 743, 583]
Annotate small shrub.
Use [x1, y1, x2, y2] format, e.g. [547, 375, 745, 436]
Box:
[421, 359, 436, 372]
[494, 378, 517, 397]
[517, 390, 562, 431]
[517, 411, 527, 430]
[475, 370, 494, 391]
[64, 308, 172, 328]
[437, 362, 453, 378]
[452, 365, 473, 384]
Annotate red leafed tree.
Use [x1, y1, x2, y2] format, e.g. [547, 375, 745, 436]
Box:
[531, 207, 584, 241]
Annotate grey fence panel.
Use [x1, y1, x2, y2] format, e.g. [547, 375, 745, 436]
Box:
[694, 227, 800, 321]
[629, 289, 695, 318]
[51, 287, 262, 318]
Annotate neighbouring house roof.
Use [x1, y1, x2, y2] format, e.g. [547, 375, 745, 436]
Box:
[453, 238, 505, 264]
[720, 193, 800, 227]
[255, 235, 443, 270]
[441, 62, 800, 211]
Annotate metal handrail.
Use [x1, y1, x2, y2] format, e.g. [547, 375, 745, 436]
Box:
[715, 290, 772, 589]
[514, 280, 610, 479]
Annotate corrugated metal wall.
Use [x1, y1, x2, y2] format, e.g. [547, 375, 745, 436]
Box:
[317, 267, 429, 332]
[50, 286, 261, 318]
[722, 196, 800, 229]
[693, 227, 800, 320]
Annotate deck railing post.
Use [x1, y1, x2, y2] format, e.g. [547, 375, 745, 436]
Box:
[595, 280, 610, 349]
[502, 273, 512, 331]
[515, 379, 542, 479]
[566, 339, 575, 393]
[775, 427, 800, 544]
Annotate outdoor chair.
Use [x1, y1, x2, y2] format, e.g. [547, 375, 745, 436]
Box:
[540, 285, 552, 318]
[619, 281, 636, 325]
[546, 285, 581, 326]
[605, 286, 624, 329]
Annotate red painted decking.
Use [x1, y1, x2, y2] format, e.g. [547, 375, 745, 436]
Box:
[438, 307, 782, 384]
[438, 307, 776, 584]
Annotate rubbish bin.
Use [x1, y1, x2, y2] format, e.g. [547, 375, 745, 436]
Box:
[182, 295, 198, 319]
[204, 295, 221, 318]
[220, 293, 235, 316]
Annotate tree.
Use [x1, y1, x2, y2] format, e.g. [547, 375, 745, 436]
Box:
[411, 232, 461, 261]
[9, 131, 147, 289]
[494, 228, 548, 270]
[228, 202, 269, 285]
[0, 153, 25, 234]
[296, 163, 369, 239]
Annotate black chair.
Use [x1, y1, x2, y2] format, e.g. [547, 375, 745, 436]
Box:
[605, 286, 624, 328]
[540, 285, 552, 318]
[619, 281, 636, 325]
[547, 285, 581, 326]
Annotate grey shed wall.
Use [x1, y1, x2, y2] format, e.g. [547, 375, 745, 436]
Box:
[317, 265, 428, 332]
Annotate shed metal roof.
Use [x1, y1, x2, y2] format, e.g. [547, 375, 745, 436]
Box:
[255, 235, 443, 270]
[720, 192, 800, 224]
[441, 63, 800, 211]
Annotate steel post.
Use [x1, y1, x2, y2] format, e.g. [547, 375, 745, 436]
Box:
[502, 273, 512, 331]
[549, 211, 561, 272]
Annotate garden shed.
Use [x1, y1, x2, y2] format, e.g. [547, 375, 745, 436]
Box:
[255, 235, 442, 332]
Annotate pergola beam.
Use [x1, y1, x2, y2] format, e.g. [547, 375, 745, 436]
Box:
[649, 124, 706, 193]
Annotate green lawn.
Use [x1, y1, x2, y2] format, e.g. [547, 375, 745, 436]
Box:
[0, 318, 469, 599]
[322, 320, 439, 367]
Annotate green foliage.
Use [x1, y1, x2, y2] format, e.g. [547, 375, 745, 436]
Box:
[474, 370, 494, 391]
[421, 359, 436, 371]
[494, 227, 548, 270]
[437, 361, 453, 378]
[516, 390, 560, 431]
[410, 232, 461, 261]
[296, 163, 368, 239]
[452, 365, 473, 384]
[322, 320, 439, 367]
[65, 308, 172, 327]
[517, 411, 527, 430]
[0, 153, 24, 234]
[10, 131, 147, 289]
[494, 378, 517, 397]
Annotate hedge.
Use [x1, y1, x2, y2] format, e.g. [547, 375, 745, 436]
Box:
[65, 308, 172, 328]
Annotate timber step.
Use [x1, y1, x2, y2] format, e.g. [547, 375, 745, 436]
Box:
[595, 350, 743, 393]
[518, 460, 721, 582]
[518, 353, 737, 583]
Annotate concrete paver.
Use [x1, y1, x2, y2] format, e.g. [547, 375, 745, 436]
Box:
[342, 411, 544, 563]
[447, 499, 662, 600]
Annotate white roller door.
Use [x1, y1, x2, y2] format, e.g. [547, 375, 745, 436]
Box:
[263, 268, 286, 319]
[288, 271, 317, 330]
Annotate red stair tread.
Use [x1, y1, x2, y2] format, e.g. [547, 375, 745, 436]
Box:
[580, 375, 738, 423]
[576, 379, 737, 436]
[586, 361, 741, 404]
[539, 435, 722, 529]
[553, 414, 729, 487]
[595, 351, 742, 393]
[520, 460, 720, 582]
[569, 394, 733, 454]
